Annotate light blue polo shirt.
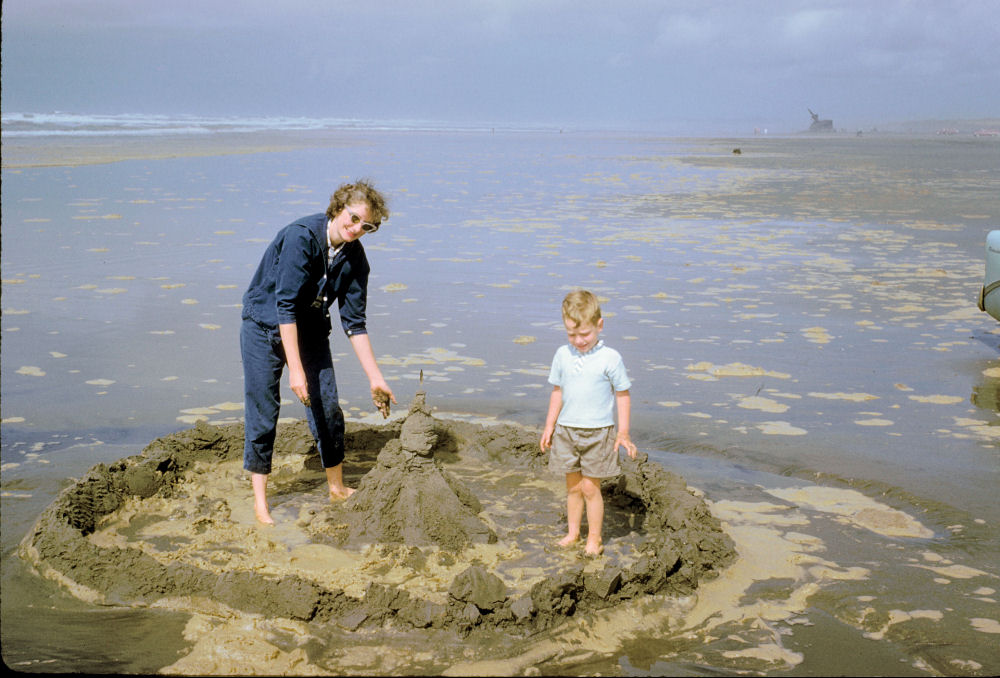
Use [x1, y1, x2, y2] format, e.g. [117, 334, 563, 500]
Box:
[548, 340, 631, 428]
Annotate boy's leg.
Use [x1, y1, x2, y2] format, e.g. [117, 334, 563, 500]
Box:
[580, 476, 604, 555]
[576, 426, 617, 554]
[560, 471, 585, 547]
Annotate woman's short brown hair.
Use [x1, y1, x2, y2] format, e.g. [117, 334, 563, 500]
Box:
[325, 179, 389, 225]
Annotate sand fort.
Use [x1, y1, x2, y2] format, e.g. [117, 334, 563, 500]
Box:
[19, 389, 735, 645]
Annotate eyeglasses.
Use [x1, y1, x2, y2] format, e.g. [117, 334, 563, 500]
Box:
[345, 207, 379, 234]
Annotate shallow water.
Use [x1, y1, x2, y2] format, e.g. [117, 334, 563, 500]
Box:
[2, 130, 999, 674]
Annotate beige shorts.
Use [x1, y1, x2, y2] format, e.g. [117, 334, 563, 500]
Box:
[549, 424, 620, 478]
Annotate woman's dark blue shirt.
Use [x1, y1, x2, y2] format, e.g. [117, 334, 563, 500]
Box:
[242, 213, 369, 336]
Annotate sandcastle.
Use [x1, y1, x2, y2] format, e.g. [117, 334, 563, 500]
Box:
[314, 388, 497, 550]
[18, 387, 736, 639]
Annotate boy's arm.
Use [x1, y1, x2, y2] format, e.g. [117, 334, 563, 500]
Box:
[614, 389, 637, 458]
[540, 386, 563, 451]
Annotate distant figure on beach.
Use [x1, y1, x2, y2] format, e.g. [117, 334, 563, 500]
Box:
[241, 180, 397, 524]
[540, 290, 637, 556]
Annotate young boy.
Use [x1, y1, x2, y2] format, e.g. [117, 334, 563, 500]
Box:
[540, 290, 637, 556]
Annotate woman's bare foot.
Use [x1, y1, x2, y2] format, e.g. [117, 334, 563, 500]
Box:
[251, 472, 274, 525]
[254, 502, 275, 525]
[325, 464, 354, 503]
[329, 486, 356, 502]
[557, 533, 579, 548]
[584, 539, 604, 557]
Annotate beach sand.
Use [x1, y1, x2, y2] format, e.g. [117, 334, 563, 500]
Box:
[1, 129, 366, 168]
[18, 390, 738, 675]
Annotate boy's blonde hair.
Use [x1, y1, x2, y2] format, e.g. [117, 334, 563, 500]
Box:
[562, 290, 602, 327]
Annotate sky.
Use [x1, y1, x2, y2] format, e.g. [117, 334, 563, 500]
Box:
[2, 0, 999, 133]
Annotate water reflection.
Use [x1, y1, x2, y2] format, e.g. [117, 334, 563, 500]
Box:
[971, 371, 1000, 412]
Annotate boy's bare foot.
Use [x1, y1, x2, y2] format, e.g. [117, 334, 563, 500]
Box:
[557, 534, 580, 548]
[254, 503, 275, 525]
[329, 486, 356, 502]
[584, 540, 604, 557]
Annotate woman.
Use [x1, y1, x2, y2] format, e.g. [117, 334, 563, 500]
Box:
[240, 179, 396, 524]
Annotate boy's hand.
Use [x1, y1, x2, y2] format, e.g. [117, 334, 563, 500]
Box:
[616, 434, 637, 459]
[540, 428, 553, 452]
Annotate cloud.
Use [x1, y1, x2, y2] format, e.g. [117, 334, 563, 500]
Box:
[655, 12, 717, 48]
[781, 7, 840, 40]
[2, 0, 998, 128]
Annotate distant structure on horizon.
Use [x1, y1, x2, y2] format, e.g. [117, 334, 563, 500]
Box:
[808, 108, 833, 132]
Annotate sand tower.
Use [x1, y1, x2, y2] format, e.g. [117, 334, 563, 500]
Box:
[328, 387, 497, 550]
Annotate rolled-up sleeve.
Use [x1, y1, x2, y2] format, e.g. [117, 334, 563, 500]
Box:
[274, 226, 315, 325]
[336, 249, 370, 336]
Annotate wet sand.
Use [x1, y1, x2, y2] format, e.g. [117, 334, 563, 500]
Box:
[1, 129, 368, 168]
[3, 128, 999, 675]
[18, 393, 739, 674]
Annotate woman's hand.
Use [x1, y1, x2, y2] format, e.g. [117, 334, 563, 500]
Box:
[371, 379, 396, 418]
[349, 334, 395, 418]
[279, 322, 311, 407]
[288, 365, 310, 407]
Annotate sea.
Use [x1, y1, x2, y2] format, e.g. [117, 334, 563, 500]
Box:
[2, 112, 998, 675]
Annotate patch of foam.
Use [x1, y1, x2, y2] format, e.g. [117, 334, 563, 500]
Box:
[16, 366, 45, 377]
[801, 327, 832, 344]
[908, 394, 963, 405]
[722, 644, 804, 667]
[808, 392, 879, 402]
[686, 361, 790, 379]
[668, 498, 871, 671]
[161, 615, 323, 675]
[764, 486, 934, 538]
[380, 347, 485, 368]
[756, 421, 807, 436]
[952, 417, 1000, 440]
[970, 618, 1000, 634]
[854, 418, 893, 426]
[737, 396, 788, 413]
[863, 608, 945, 640]
[909, 563, 991, 580]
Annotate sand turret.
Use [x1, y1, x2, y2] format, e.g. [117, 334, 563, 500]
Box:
[318, 387, 497, 550]
[398, 389, 436, 457]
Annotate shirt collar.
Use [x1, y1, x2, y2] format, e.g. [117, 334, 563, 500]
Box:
[569, 339, 604, 357]
[327, 229, 344, 257]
